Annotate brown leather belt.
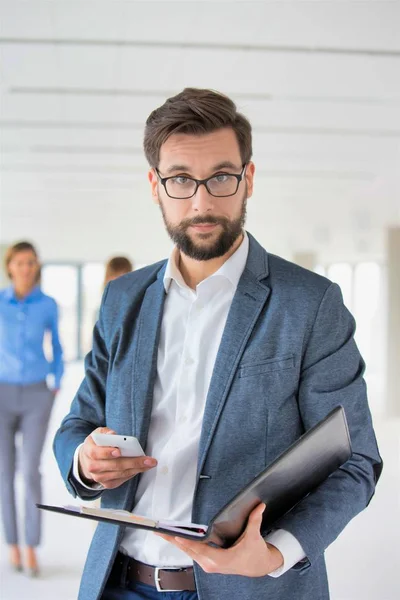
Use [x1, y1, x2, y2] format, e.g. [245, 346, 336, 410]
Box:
[111, 552, 196, 592]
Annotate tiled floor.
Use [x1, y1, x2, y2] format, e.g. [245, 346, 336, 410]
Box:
[0, 362, 399, 599]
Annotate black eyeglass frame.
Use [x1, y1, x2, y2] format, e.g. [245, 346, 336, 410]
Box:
[155, 164, 247, 199]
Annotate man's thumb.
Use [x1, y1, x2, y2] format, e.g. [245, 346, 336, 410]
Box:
[248, 503, 266, 535]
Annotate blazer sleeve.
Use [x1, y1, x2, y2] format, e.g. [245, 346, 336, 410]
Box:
[53, 284, 111, 500]
[276, 282, 383, 571]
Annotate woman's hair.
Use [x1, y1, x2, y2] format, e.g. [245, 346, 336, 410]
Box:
[4, 241, 40, 282]
[143, 88, 252, 168]
[104, 256, 133, 286]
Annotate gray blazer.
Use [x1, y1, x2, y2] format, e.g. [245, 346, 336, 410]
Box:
[54, 232, 382, 600]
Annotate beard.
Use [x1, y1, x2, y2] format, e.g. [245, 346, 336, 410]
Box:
[159, 189, 247, 261]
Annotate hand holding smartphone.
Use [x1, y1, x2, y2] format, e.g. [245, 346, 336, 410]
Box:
[91, 433, 145, 457]
[78, 429, 155, 489]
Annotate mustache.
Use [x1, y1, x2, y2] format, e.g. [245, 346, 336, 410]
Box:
[179, 215, 227, 229]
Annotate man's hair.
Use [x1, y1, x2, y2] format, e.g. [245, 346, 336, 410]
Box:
[143, 88, 252, 168]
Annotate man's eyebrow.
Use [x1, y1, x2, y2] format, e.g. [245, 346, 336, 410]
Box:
[165, 164, 191, 174]
[164, 161, 242, 175]
[212, 161, 242, 172]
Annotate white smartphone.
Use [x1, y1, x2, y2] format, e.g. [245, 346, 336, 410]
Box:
[91, 433, 145, 457]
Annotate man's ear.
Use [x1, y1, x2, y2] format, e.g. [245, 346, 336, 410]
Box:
[148, 168, 159, 204]
[245, 162, 255, 198]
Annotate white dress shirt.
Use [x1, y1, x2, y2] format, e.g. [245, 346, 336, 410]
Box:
[73, 233, 306, 576]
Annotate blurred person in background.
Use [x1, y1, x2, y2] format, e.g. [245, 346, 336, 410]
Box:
[104, 256, 133, 287]
[0, 241, 64, 576]
[93, 256, 133, 326]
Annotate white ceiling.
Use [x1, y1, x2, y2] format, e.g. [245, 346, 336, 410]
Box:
[0, 0, 399, 265]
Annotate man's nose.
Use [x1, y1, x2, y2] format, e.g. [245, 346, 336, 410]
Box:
[191, 183, 215, 213]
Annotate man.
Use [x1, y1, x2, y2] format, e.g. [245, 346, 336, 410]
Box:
[54, 88, 382, 600]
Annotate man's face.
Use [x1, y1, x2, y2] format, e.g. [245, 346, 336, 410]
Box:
[148, 128, 255, 260]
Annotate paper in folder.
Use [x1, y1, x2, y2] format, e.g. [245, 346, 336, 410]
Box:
[39, 405, 352, 548]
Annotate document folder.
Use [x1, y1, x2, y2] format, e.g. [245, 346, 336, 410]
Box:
[39, 405, 352, 547]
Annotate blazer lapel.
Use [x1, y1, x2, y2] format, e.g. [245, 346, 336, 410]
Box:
[132, 272, 166, 449]
[197, 238, 271, 477]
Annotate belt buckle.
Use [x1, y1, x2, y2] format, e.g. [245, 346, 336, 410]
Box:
[154, 566, 178, 593]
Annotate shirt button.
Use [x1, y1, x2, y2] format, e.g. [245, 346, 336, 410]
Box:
[17, 313, 26, 320]
[179, 415, 187, 424]
[161, 466, 169, 475]
[184, 356, 194, 366]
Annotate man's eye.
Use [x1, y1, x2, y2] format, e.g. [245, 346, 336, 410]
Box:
[172, 176, 189, 185]
[214, 174, 229, 183]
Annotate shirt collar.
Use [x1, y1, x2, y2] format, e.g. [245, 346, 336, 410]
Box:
[163, 232, 249, 293]
[4, 285, 43, 303]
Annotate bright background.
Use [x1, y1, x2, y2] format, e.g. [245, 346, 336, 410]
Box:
[0, 2, 399, 599]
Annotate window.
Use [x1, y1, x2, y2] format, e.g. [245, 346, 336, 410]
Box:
[327, 263, 353, 310]
[81, 263, 105, 357]
[41, 261, 141, 360]
[41, 265, 79, 361]
[353, 263, 387, 413]
[316, 261, 387, 415]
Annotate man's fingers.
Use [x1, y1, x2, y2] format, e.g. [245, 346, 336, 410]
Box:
[86, 444, 121, 460]
[86, 429, 119, 458]
[249, 503, 266, 524]
[85, 456, 157, 474]
[156, 534, 225, 574]
[230, 503, 265, 547]
[79, 428, 157, 489]
[158, 534, 220, 561]
[85, 461, 158, 485]
[95, 427, 116, 435]
[171, 543, 202, 564]
[245, 503, 266, 540]
[156, 534, 205, 560]
[96, 464, 160, 488]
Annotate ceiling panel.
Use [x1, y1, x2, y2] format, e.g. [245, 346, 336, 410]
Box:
[2, 1, 400, 50]
[0, 0, 399, 263]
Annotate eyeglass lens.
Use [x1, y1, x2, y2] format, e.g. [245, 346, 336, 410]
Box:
[166, 174, 239, 198]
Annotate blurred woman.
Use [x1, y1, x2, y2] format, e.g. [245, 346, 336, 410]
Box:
[0, 241, 64, 576]
[104, 256, 133, 287]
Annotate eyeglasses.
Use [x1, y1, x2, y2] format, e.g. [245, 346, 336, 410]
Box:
[155, 164, 247, 199]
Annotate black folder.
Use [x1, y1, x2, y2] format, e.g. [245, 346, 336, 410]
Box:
[39, 405, 352, 548]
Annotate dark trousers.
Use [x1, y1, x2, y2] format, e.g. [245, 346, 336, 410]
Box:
[101, 554, 198, 600]
[102, 580, 198, 600]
